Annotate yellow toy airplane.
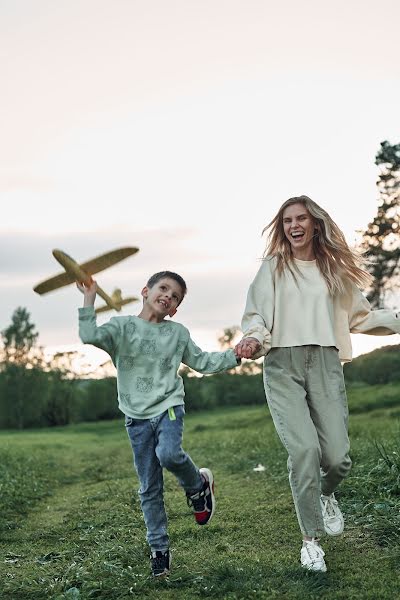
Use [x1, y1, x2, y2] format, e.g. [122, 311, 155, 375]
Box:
[33, 247, 139, 312]
[95, 288, 139, 314]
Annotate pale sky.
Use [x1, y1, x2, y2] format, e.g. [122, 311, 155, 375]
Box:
[1, 0, 400, 369]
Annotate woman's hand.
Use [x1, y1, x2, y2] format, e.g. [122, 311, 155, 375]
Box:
[234, 337, 261, 359]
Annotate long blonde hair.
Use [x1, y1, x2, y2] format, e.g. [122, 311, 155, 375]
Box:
[262, 195, 372, 295]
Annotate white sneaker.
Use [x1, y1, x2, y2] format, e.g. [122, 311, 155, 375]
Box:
[321, 493, 344, 536]
[301, 539, 327, 572]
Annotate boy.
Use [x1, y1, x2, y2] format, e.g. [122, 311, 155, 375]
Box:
[77, 271, 240, 577]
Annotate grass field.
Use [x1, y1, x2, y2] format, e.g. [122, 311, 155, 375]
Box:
[0, 389, 400, 599]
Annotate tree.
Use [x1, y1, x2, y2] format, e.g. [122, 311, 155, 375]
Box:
[1, 307, 42, 367]
[217, 326, 241, 350]
[361, 141, 400, 307]
[0, 308, 110, 428]
[48, 350, 81, 378]
[0, 307, 44, 428]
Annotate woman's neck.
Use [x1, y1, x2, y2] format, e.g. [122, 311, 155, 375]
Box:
[292, 247, 316, 261]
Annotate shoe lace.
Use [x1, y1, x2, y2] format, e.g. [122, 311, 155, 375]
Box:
[187, 489, 206, 512]
[304, 539, 325, 561]
[152, 552, 168, 570]
[321, 494, 339, 520]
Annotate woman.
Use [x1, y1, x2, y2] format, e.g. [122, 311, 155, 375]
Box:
[235, 195, 400, 572]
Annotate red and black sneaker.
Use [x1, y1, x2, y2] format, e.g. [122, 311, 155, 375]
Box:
[186, 467, 215, 525]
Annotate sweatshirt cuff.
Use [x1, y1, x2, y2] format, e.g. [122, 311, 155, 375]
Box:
[79, 306, 95, 316]
[227, 348, 240, 368]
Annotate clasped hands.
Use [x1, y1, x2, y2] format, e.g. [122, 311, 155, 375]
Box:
[234, 337, 261, 359]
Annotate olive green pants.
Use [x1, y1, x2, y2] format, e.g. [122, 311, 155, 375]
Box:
[264, 346, 351, 538]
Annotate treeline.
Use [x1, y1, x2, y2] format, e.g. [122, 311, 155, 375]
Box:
[1, 343, 400, 429]
[1, 306, 400, 429]
[343, 344, 400, 385]
[0, 367, 119, 429]
[0, 365, 265, 429]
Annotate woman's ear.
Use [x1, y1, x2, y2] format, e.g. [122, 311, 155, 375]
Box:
[141, 286, 148, 300]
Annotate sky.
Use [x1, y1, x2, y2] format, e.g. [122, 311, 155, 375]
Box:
[1, 0, 400, 370]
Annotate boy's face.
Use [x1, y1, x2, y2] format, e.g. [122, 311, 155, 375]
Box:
[141, 277, 184, 318]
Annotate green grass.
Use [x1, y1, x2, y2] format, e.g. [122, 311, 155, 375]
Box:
[0, 404, 399, 599]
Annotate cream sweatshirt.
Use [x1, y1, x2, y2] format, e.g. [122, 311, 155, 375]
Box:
[241, 257, 400, 362]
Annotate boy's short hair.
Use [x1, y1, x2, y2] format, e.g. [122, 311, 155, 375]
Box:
[146, 271, 187, 304]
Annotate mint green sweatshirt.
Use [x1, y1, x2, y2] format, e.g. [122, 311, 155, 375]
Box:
[79, 307, 239, 418]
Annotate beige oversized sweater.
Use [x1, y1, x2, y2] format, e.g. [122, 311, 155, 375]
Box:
[241, 257, 400, 362]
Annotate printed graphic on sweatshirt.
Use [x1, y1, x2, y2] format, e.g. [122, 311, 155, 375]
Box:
[139, 339, 157, 354]
[159, 357, 173, 375]
[136, 377, 154, 393]
[120, 392, 131, 403]
[119, 355, 135, 371]
[159, 323, 173, 336]
[126, 319, 137, 335]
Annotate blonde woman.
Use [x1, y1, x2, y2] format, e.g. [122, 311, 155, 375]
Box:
[235, 196, 400, 572]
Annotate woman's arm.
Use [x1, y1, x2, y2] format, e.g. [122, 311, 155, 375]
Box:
[348, 282, 400, 335]
[240, 259, 275, 358]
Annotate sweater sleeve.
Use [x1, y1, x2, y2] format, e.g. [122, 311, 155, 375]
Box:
[78, 306, 121, 360]
[348, 283, 400, 335]
[182, 337, 239, 374]
[241, 259, 275, 357]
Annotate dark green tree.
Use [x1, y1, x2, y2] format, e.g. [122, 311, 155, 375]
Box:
[361, 140, 400, 307]
[1, 307, 41, 367]
[0, 307, 45, 428]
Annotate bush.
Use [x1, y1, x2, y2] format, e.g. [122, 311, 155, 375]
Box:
[183, 372, 265, 411]
[76, 377, 119, 422]
[0, 367, 84, 428]
[344, 344, 400, 385]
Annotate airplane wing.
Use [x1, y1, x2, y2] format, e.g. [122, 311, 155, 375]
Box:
[95, 304, 116, 314]
[33, 247, 139, 295]
[34, 271, 76, 294]
[80, 247, 139, 275]
[95, 296, 139, 314]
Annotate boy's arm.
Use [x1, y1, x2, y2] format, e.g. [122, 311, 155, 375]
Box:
[77, 279, 120, 356]
[76, 278, 97, 308]
[182, 337, 240, 374]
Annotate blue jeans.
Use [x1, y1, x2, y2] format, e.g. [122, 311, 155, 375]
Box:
[125, 405, 203, 552]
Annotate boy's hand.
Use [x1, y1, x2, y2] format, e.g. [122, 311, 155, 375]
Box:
[76, 279, 98, 307]
[234, 337, 261, 359]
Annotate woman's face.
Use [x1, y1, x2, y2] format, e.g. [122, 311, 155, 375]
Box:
[282, 203, 316, 257]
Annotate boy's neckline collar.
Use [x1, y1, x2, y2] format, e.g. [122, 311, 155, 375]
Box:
[136, 315, 169, 325]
